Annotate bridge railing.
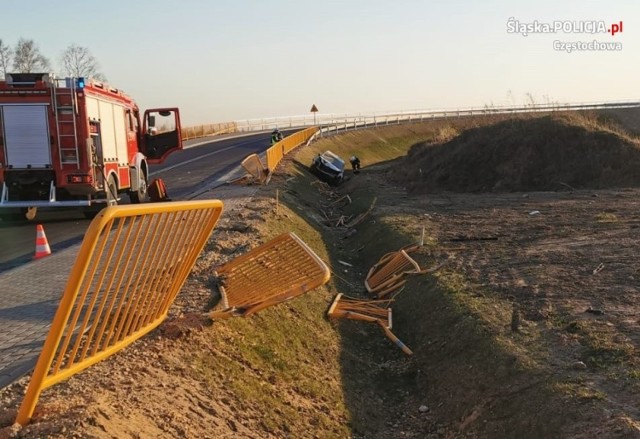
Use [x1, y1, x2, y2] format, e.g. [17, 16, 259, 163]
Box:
[233, 99, 640, 133]
[180, 99, 640, 141]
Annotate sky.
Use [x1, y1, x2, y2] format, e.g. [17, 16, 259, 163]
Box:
[1, 0, 637, 125]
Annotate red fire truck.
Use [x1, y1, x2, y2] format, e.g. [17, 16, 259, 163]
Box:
[0, 73, 182, 219]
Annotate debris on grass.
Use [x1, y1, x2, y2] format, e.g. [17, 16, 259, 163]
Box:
[592, 263, 605, 275]
[365, 244, 448, 298]
[326, 293, 413, 355]
[345, 197, 377, 228]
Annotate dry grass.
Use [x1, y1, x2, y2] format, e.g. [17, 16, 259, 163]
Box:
[397, 112, 640, 194]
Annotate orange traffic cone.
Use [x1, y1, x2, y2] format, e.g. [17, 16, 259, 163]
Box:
[34, 224, 51, 259]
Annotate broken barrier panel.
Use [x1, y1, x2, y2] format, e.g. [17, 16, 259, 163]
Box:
[209, 232, 330, 319]
[327, 293, 413, 355]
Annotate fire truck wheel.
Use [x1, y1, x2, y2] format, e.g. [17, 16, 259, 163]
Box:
[106, 175, 118, 206]
[129, 172, 148, 204]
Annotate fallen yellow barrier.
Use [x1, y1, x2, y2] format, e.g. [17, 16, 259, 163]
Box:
[366, 244, 446, 298]
[209, 232, 330, 319]
[241, 153, 268, 184]
[327, 293, 412, 355]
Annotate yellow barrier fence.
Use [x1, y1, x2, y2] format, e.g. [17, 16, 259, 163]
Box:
[16, 200, 224, 425]
[265, 126, 319, 173]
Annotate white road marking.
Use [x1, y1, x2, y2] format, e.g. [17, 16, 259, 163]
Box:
[150, 141, 256, 176]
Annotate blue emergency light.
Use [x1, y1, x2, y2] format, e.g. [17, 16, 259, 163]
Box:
[77, 77, 85, 89]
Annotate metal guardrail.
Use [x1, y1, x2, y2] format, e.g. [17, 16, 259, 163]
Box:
[181, 99, 640, 142]
[233, 99, 640, 133]
[16, 200, 224, 425]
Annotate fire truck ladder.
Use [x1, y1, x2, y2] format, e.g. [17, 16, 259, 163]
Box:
[51, 78, 80, 167]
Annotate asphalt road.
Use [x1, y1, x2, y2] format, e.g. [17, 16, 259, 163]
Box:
[0, 130, 283, 273]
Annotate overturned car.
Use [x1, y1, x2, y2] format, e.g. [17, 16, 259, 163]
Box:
[310, 150, 345, 185]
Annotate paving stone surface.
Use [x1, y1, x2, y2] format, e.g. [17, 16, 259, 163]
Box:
[0, 169, 259, 389]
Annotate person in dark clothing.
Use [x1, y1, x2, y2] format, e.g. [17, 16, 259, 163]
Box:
[349, 156, 361, 174]
[271, 129, 283, 145]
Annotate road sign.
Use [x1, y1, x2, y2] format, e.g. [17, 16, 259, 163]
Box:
[310, 104, 318, 125]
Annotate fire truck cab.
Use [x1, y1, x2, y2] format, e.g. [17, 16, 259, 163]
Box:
[0, 72, 182, 218]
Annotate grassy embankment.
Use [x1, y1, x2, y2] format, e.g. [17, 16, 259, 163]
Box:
[191, 113, 640, 437]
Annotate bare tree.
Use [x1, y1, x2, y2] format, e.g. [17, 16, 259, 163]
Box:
[0, 39, 12, 79]
[12, 38, 50, 73]
[60, 44, 105, 80]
